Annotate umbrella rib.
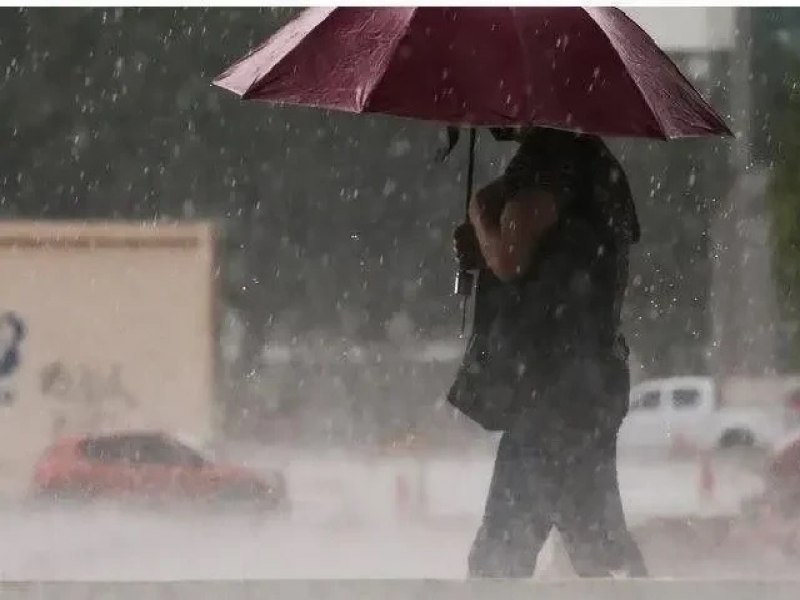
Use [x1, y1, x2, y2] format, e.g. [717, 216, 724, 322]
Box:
[360, 9, 418, 112]
[595, 8, 731, 137]
[582, 8, 667, 138]
[214, 7, 335, 97]
[509, 8, 532, 122]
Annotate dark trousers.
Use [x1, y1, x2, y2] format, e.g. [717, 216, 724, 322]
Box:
[468, 366, 648, 578]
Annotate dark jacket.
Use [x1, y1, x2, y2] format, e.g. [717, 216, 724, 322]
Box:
[448, 129, 640, 431]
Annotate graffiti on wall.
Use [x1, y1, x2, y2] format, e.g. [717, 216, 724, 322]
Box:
[40, 361, 137, 435]
[0, 312, 25, 407]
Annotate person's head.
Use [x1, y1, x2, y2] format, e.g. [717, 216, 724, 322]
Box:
[498, 126, 639, 244]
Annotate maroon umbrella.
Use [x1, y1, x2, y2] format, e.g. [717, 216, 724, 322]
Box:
[213, 7, 731, 331]
[213, 6, 731, 139]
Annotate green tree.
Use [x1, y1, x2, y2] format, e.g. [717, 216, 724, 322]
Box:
[768, 61, 800, 367]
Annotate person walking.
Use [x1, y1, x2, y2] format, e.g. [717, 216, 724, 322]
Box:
[450, 126, 648, 578]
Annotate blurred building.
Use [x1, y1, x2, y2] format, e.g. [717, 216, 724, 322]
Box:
[626, 8, 793, 379]
[707, 8, 800, 377]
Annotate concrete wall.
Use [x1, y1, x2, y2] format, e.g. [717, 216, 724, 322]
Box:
[0, 221, 218, 493]
[623, 7, 736, 52]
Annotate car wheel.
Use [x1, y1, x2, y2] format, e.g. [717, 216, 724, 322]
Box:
[215, 483, 259, 505]
[719, 429, 755, 449]
[220, 484, 287, 513]
[34, 485, 92, 507]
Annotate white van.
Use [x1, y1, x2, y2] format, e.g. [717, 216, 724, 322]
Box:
[618, 376, 787, 452]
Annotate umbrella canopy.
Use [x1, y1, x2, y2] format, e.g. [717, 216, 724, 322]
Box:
[213, 7, 731, 140]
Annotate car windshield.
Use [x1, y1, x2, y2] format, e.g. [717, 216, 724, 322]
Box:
[82, 434, 208, 467]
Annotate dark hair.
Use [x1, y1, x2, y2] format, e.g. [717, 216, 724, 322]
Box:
[508, 129, 640, 246]
[572, 135, 641, 245]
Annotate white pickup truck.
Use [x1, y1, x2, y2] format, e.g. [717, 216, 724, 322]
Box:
[618, 376, 792, 452]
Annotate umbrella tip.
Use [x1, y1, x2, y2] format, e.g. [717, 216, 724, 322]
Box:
[717, 120, 735, 138]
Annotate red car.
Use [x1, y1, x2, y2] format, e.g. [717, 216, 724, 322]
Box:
[31, 431, 288, 511]
[730, 430, 800, 557]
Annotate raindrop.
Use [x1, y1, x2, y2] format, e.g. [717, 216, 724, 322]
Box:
[382, 179, 397, 196]
[388, 139, 411, 158]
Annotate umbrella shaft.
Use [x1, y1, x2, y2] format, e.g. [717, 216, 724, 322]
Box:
[459, 128, 478, 337]
[464, 128, 477, 218]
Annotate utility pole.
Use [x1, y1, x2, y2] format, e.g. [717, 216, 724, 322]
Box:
[709, 7, 751, 381]
[731, 7, 752, 174]
[710, 7, 781, 381]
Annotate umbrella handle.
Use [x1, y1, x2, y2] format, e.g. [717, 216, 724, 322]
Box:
[458, 128, 478, 337]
